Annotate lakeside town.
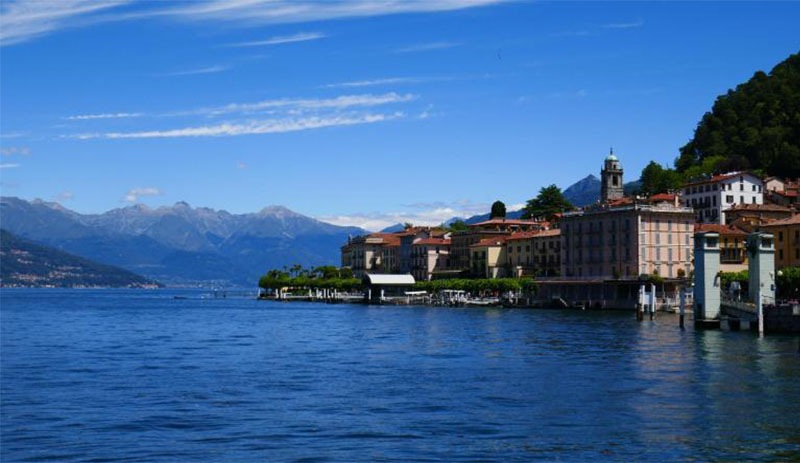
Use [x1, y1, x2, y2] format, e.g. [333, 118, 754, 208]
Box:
[333, 151, 800, 323]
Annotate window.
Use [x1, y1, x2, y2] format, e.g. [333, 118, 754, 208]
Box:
[740, 184, 744, 191]
[740, 196, 744, 203]
[752, 185, 757, 192]
[726, 195, 734, 203]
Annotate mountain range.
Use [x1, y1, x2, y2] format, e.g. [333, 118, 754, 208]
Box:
[0, 229, 160, 288]
[0, 197, 365, 287]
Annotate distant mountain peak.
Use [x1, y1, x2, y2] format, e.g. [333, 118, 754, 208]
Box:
[258, 205, 300, 218]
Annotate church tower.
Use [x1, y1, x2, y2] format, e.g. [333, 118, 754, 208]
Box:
[600, 148, 624, 202]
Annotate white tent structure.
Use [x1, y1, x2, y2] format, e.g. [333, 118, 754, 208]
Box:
[363, 274, 416, 304]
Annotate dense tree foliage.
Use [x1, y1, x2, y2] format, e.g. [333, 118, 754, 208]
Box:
[521, 185, 573, 221]
[637, 161, 684, 196]
[490, 200, 507, 219]
[676, 52, 800, 178]
[776, 266, 800, 300]
[258, 265, 360, 291]
[447, 219, 468, 232]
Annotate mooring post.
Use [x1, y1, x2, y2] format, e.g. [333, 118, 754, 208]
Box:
[649, 283, 656, 320]
[679, 287, 686, 329]
[757, 284, 764, 337]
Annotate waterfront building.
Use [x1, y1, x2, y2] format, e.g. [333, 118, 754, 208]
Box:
[560, 199, 695, 279]
[505, 231, 537, 277]
[680, 172, 764, 224]
[695, 223, 748, 272]
[397, 227, 448, 273]
[761, 214, 800, 269]
[341, 233, 401, 278]
[725, 203, 794, 232]
[470, 237, 508, 278]
[449, 219, 544, 273]
[411, 238, 451, 281]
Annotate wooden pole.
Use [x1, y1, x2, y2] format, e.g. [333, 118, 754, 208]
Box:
[757, 284, 764, 337]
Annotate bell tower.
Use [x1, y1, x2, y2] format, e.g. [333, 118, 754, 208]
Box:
[600, 148, 624, 202]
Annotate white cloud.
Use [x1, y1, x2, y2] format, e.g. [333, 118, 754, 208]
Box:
[167, 1, 507, 25]
[2, 0, 508, 47]
[124, 187, 163, 203]
[236, 161, 247, 169]
[75, 112, 404, 139]
[0, 0, 132, 46]
[394, 41, 460, 53]
[225, 31, 326, 47]
[163, 65, 229, 77]
[193, 92, 417, 117]
[602, 20, 644, 29]
[0, 146, 31, 156]
[66, 112, 143, 121]
[318, 200, 491, 231]
[55, 191, 75, 202]
[323, 77, 424, 88]
[0, 163, 21, 169]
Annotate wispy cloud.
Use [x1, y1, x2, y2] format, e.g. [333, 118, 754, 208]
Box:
[0, 163, 21, 169]
[166, 1, 507, 25]
[74, 112, 404, 139]
[224, 31, 326, 47]
[602, 19, 644, 29]
[549, 30, 590, 38]
[124, 187, 162, 203]
[394, 41, 461, 53]
[66, 112, 143, 121]
[0, 146, 31, 156]
[236, 161, 248, 169]
[162, 65, 229, 77]
[318, 199, 490, 231]
[54, 191, 75, 202]
[189, 92, 416, 117]
[2, 0, 507, 47]
[0, 0, 132, 46]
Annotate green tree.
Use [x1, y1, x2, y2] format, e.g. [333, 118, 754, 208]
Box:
[521, 184, 573, 221]
[777, 266, 800, 300]
[448, 219, 468, 232]
[639, 161, 683, 196]
[490, 200, 507, 219]
[676, 53, 800, 178]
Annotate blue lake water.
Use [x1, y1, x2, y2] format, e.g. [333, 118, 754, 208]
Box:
[2, 288, 799, 462]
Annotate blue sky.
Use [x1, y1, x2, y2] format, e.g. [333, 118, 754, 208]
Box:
[1, 1, 798, 230]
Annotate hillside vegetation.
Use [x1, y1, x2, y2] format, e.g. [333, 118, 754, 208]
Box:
[676, 52, 800, 178]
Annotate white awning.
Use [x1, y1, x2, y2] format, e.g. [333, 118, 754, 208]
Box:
[364, 274, 416, 285]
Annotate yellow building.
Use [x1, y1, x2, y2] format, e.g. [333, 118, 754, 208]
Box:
[470, 237, 508, 279]
[762, 214, 800, 269]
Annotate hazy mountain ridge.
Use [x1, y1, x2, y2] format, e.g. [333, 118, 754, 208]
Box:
[0, 229, 161, 288]
[0, 197, 365, 286]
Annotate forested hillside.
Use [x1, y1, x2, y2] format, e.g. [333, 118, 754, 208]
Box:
[676, 52, 800, 178]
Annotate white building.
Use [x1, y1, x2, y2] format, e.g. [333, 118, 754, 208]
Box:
[680, 172, 763, 224]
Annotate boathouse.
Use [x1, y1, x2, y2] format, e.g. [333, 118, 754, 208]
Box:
[363, 274, 416, 304]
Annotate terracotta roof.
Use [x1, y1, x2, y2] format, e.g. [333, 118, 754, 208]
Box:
[470, 237, 507, 247]
[413, 238, 450, 246]
[727, 203, 793, 212]
[649, 193, 676, 202]
[683, 171, 760, 187]
[535, 229, 561, 238]
[694, 223, 747, 236]
[505, 231, 539, 241]
[761, 214, 800, 227]
[469, 219, 542, 227]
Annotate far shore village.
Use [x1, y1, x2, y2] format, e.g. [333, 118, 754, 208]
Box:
[341, 151, 800, 309]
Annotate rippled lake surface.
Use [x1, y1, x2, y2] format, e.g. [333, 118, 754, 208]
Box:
[2, 288, 799, 462]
